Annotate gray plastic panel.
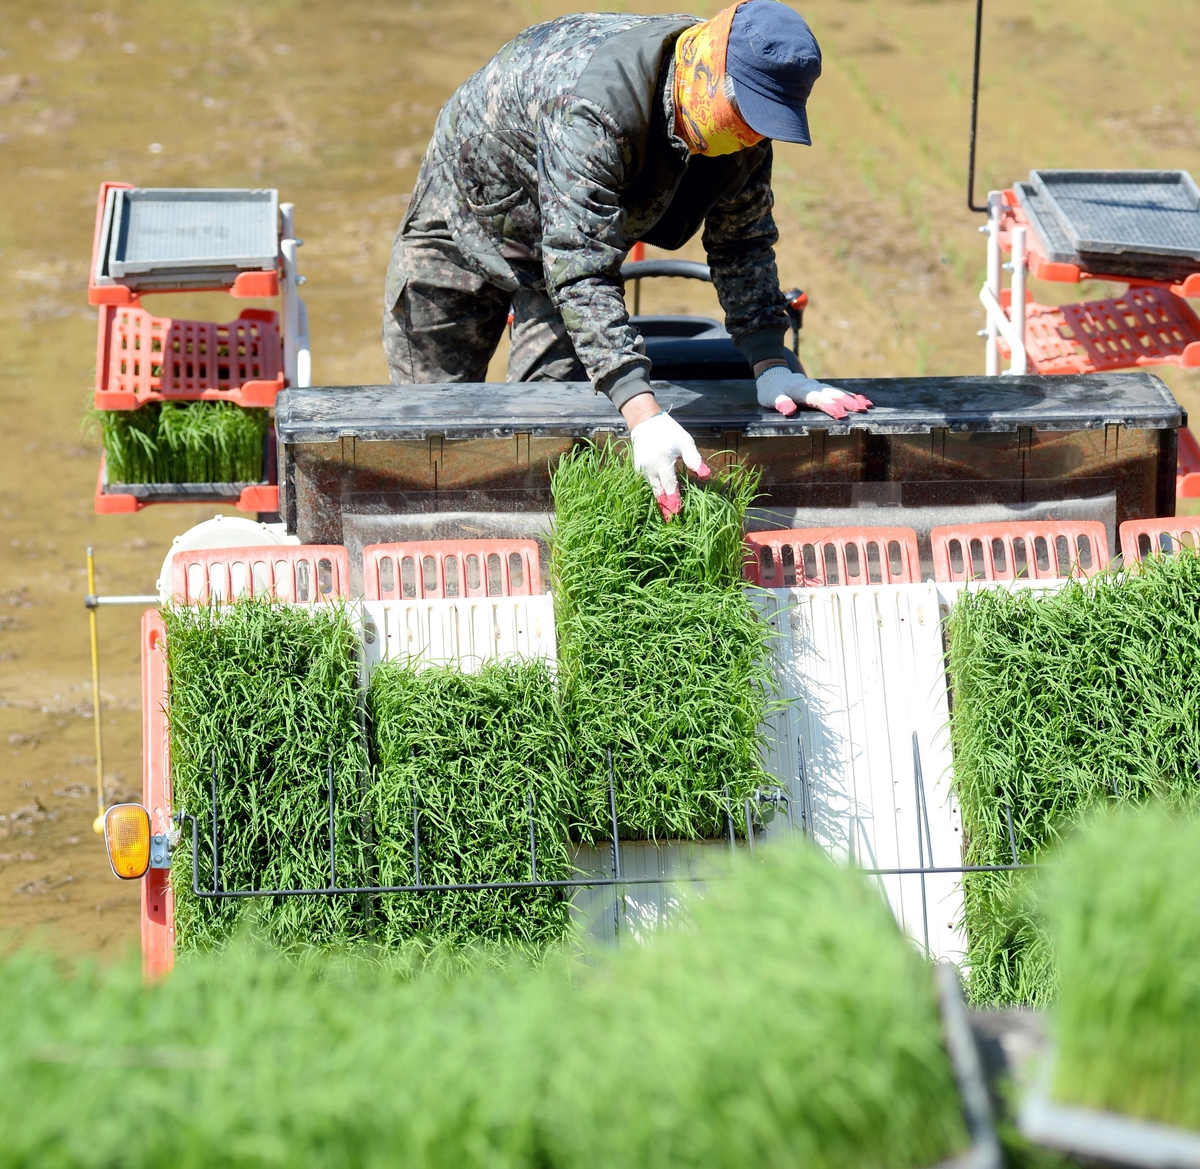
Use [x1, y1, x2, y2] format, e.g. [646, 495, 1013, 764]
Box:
[107, 188, 279, 277]
[1014, 182, 1081, 266]
[275, 374, 1183, 443]
[1030, 169, 1200, 260]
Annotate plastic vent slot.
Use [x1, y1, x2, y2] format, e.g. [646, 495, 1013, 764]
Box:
[170, 545, 351, 604]
[1119, 518, 1200, 563]
[931, 521, 1110, 582]
[744, 527, 921, 587]
[362, 539, 542, 601]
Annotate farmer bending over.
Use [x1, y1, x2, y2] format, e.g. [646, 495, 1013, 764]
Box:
[382, 0, 872, 519]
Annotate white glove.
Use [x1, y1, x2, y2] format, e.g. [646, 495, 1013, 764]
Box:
[756, 365, 873, 420]
[630, 411, 711, 521]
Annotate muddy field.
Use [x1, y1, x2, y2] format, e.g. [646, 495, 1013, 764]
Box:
[1, 0, 1197, 961]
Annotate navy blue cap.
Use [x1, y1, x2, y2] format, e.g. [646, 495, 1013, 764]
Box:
[726, 2, 822, 145]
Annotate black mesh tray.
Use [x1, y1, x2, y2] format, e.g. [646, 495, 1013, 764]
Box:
[1017, 177, 1200, 282]
[1031, 169, 1200, 261]
[100, 480, 265, 503]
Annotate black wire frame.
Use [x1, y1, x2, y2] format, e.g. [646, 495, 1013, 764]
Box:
[178, 735, 1032, 938]
[966, 0, 989, 213]
[179, 749, 773, 902]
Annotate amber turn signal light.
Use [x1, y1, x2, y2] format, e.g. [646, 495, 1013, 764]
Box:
[104, 803, 151, 880]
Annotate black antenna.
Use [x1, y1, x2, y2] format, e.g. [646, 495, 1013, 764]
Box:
[966, 0, 988, 213]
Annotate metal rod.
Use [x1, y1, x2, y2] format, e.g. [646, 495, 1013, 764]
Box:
[1004, 801, 1018, 866]
[527, 789, 538, 882]
[327, 757, 336, 890]
[183, 813, 1035, 901]
[912, 734, 931, 955]
[744, 798, 755, 856]
[912, 733, 930, 957]
[633, 278, 641, 317]
[914, 737, 937, 865]
[796, 743, 813, 838]
[84, 594, 160, 607]
[723, 784, 735, 850]
[211, 751, 220, 894]
[607, 748, 622, 881]
[1009, 225, 1028, 374]
[412, 776, 421, 887]
[984, 202, 1002, 375]
[966, 0, 987, 212]
[863, 863, 1035, 876]
[85, 548, 106, 833]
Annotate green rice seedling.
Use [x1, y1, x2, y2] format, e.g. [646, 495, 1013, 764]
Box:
[551, 444, 775, 841]
[1047, 806, 1200, 1130]
[92, 401, 268, 484]
[0, 841, 968, 1169]
[368, 659, 575, 949]
[947, 552, 1200, 1005]
[167, 599, 372, 952]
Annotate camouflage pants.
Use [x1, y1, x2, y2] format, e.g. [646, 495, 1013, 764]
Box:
[382, 194, 584, 385]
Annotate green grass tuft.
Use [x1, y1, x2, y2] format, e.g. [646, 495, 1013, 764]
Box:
[0, 842, 968, 1168]
[93, 401, 268, 484]
[368, 659, 574, 950]
[166, 599, 372, 953]
[551, 444, 775, 842]
[946, 553, 1200, 1005]
[1048, 806, 1200, 1131]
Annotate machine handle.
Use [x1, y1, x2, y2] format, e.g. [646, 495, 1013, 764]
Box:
[620, 259, 713, 283]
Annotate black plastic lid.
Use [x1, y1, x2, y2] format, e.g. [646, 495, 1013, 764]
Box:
[275, 374, 1182, 444]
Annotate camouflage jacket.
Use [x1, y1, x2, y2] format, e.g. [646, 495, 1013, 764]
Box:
[402, 12, 793, 403]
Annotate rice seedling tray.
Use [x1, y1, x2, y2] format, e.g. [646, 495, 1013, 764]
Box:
[94, 455, 278, 514]
[1015, 175, 1200, 285]
[1019, 1065, 1200, 1168]
[3, 842, 990, 1169]
[275, 373, 1181, 545]
[1025, 810, 1200, 1161]
[89, 183, 281, 299]
[946, 559, 1200, 1007]
[94, 408, 279, 514]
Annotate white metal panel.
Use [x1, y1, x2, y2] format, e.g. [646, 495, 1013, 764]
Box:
[569, 840, 739, 946]
[754, 584, 966, 963]
[360, 595, 556, 674]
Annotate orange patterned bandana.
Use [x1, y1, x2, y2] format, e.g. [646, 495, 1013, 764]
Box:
[674, 2, 765, 157]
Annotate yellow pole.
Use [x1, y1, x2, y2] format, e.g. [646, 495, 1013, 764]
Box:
[87, 547, 106, 835]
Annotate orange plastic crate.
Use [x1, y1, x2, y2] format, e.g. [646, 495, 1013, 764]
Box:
[362, 539, 542, 600]
[95, 304, 284, 409]
[170, 544, 351, 605]
[1119, 518, 1200, 563]
[931, 521, 1110, 582]
[1178, 427, 1200, 499]
[999, 287, 1200, 376]
[744, 526, 921, 587]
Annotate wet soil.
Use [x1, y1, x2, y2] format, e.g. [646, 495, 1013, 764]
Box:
[1, 0, 1197, 961]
